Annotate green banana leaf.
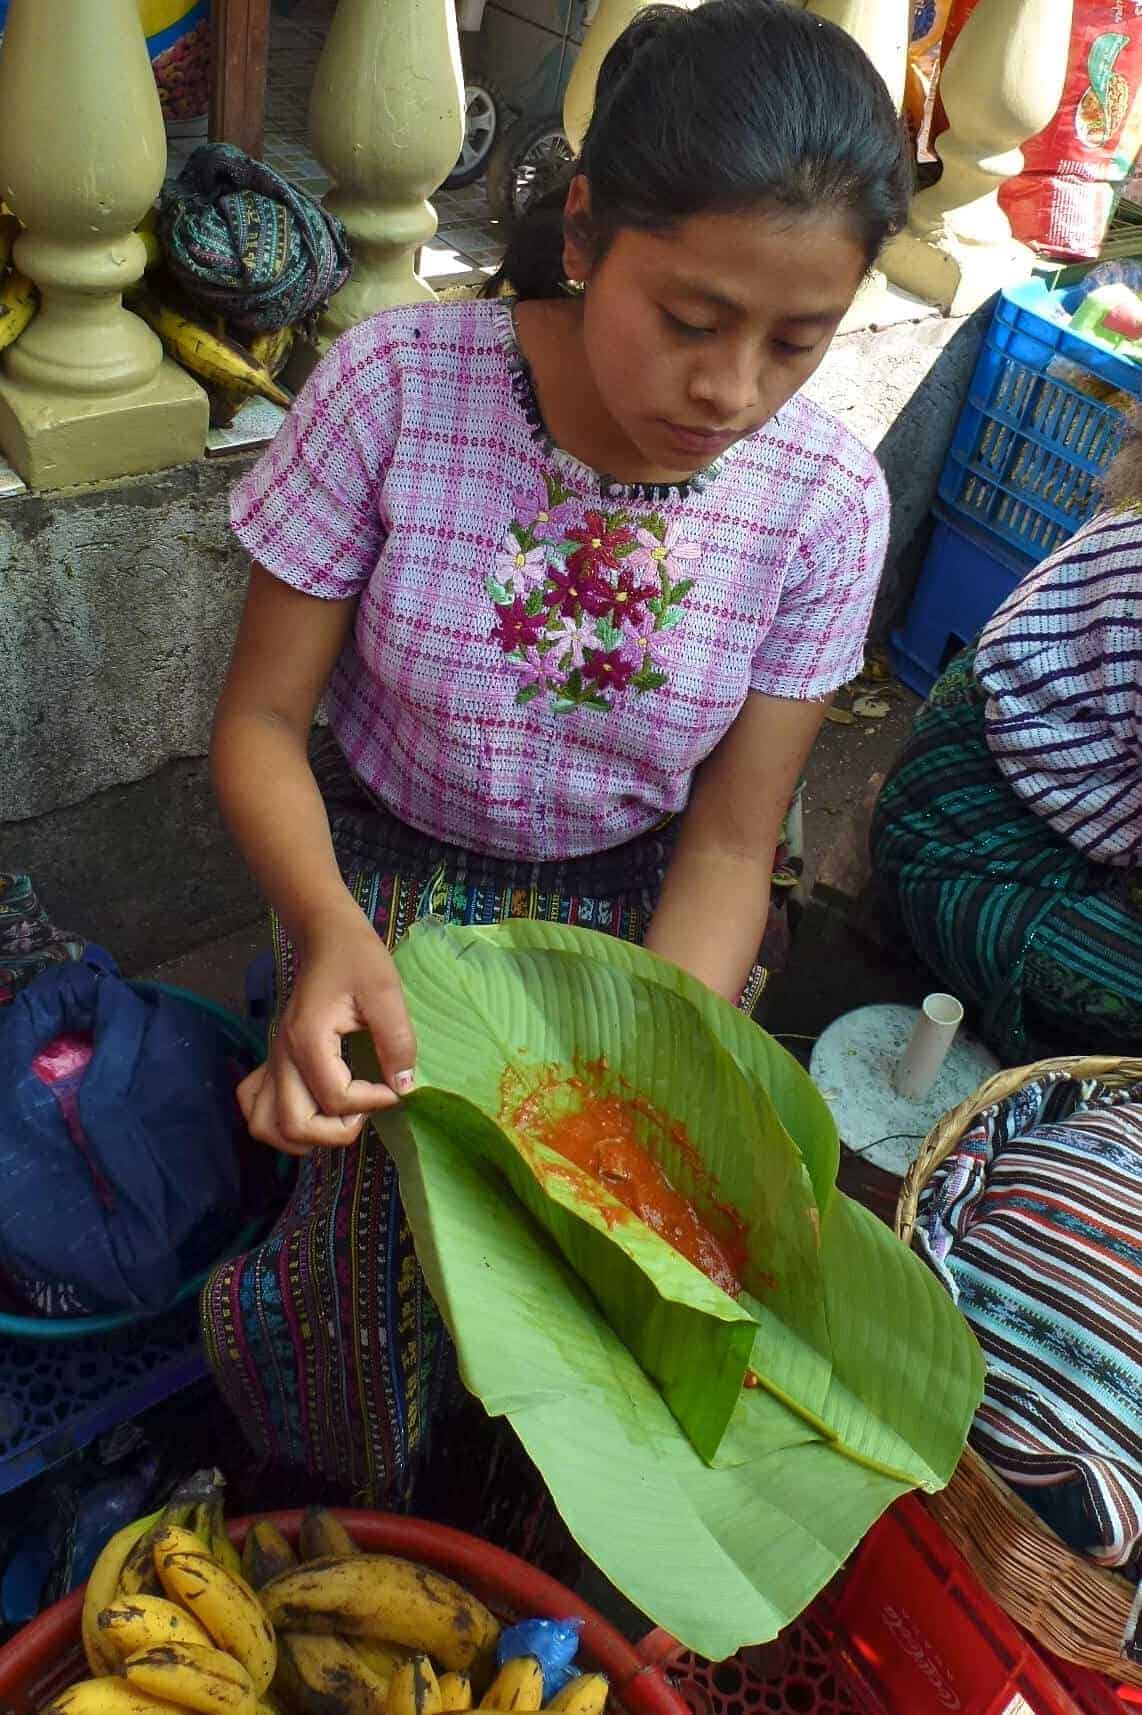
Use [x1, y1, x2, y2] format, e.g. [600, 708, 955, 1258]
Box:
[361, 922, 983, 1656]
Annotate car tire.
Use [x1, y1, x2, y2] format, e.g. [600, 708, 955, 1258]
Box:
[444, 74, 506, 189]
[486, 113, 574, 224]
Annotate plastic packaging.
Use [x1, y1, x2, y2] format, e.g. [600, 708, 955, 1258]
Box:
[934, 0, 1142, 259]
[138, 0, 212, 124]
[498, 1618, 583, 1697]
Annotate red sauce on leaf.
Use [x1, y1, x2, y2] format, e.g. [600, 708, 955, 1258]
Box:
[502, 1066, 744, 1298]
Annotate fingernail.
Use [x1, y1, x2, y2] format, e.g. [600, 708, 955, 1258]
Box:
[394, 1070, 415, 1097]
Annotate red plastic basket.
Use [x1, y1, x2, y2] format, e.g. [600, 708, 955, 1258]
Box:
[0, 1510, 689, 1715]
[640, 1499, 1135, 1715]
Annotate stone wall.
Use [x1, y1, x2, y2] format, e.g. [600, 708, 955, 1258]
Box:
[0, 454, 261, 969]
[0, 305, 986, 970]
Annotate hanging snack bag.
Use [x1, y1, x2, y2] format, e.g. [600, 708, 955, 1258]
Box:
[138, 0, 212, 125]
[933, 0, 1142, 261]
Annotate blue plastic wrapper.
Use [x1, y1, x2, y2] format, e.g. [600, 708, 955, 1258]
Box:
[498, 1619, 583, 1698]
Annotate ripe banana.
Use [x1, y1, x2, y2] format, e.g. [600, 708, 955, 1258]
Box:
[81, 1510, 163, 1674]
[438, 1672, 473, 1712]
[125, 1642, 257, 1715]
[193, 1498, 244, 1579]
[353, 1640, 410, 1684]
[44, 1681, 180, 1715]
[481, 1659, 543, 1712]
[545, 1676, 609, 1715]
[0, 268, 38, 352]
[119, 1474, 215, 1597]
[243, 1520, 297, 1591]
[299, 1507, 359, 1562]
[248, 326, 295, 381]
[127, 289, 290, 407]
[261, 1556, 500, 1673]
[154, 1525, 277, 1696]
[98, 1594, 213, 1662]
[276, 1633, 389, 1715]
[388, 1655, 442, 1715]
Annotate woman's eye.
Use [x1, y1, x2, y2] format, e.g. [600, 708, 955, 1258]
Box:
[664, 309, 716, 337]
[774, 338, 819, 357]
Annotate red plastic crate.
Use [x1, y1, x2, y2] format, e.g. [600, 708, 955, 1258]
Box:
[646, 1497, 1133, 1715]
[835, 1496, 1130, 1715]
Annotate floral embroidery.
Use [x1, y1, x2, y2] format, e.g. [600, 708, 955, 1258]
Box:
[485, 473, 698, 712]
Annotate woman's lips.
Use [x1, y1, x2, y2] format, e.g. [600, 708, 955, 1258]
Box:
[661, 420, 737, 458]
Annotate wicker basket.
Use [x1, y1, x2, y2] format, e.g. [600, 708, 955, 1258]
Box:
[894, 1053, 1142, 1689]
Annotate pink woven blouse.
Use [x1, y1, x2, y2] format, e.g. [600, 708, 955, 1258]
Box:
[231, 297, 888, 862]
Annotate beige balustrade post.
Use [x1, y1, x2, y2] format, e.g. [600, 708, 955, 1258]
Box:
[310, 0, 465, 344]
[802, 0, 910, 113]
[563, 0, 696, 155]
[0, 0, 207, 490]
[883, 0, 1074, 316]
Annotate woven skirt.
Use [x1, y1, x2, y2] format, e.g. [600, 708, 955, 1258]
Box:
[871, 648, 1142, 1060]
[201, 735, 773, 1521]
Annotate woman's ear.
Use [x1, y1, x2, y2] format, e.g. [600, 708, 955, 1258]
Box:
[562, 175, 594, 284]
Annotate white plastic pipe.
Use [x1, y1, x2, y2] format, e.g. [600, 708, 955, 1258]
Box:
[893, 993, 964, 1103]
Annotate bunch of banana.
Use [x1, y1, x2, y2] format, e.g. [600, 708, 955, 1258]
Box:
[50, 1490, 608, 1715]
[62, 1474, 277, 1715]
[126, 287, 292, 411]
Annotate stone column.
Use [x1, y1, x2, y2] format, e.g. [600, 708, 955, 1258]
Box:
[883, 0, 1074, 316]
[0, 0, 207, 490]
[802, 0, 910, 112]
[311, 0, 465, 343]
[563, 0, 695, 154]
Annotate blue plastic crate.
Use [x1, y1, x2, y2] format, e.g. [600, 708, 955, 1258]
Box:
[890, 503, 1030, 697]
[939, 278, 1142, 564]
[0, 1303, 205, 1496]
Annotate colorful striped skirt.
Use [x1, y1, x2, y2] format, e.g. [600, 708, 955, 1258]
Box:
[201, 735, 775, 1516]
[871, 648, 1142, 1061]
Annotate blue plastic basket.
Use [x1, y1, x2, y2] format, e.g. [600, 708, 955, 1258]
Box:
[0, 1302, 206, 1497]
[939, 278, 1142, 564]
[890, 503, 1030, 697]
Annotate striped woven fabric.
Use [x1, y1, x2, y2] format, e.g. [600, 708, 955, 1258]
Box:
[160, 144, 351, 333]
[919, 1076, 1142, 1573]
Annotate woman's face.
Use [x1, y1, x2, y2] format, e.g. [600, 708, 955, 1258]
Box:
[565, 186, 868, 481]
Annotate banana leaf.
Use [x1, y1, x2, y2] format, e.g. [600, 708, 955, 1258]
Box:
[361, 922, 983, 1657]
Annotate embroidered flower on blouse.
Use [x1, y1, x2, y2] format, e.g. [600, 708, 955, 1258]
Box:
[628, 519, 702, 581]
[490, 595, 547, 653]
[494, 536, 549, 598]
[484, 472, 698, 713]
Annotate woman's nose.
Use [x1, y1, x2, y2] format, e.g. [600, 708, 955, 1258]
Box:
[688, 345, 761, 424]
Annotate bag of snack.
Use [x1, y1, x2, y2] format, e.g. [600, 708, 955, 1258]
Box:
[932, 0, 1142, 261]
[138, 0, 212, 125]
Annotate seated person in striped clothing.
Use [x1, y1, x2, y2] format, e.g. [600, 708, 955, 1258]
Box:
[872, 421, 1142, 1061]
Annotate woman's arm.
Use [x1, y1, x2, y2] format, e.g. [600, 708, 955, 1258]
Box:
[213, 565, 417, 1151]
[644, 693, 827, 1001]
[213, 565, 359, 944]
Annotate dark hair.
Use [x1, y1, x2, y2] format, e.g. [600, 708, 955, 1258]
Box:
[488, 0, 911, 300]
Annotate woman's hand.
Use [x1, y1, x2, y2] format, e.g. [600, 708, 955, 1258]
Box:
[238, 902, 416, 1156]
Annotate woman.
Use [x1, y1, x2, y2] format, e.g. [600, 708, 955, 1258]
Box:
[203, 0, 910, 1505]
[872, 424, 1142, 1060]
